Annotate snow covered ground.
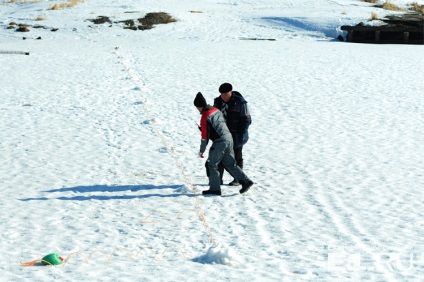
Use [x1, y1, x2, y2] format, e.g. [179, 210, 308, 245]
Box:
[1, 0, 424, 281]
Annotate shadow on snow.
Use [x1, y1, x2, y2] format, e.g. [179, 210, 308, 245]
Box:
[19, 184, 192, 201]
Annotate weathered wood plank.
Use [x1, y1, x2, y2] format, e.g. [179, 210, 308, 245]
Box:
[341, 25, 423, 32]
[375, 30, 380, 43]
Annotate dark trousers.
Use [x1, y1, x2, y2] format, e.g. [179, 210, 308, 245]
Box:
[205, 141, 249, 192]
[206, 146, 243, 181]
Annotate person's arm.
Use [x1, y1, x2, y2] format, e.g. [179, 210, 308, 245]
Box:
[199, 115, 209, 153]
[239, 103, 251, 132]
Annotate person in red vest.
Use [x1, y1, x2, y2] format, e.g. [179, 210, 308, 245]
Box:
[194, 92, 253, 195]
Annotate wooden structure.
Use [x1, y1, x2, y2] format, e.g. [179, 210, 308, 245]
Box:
[341, 14, 424, 44]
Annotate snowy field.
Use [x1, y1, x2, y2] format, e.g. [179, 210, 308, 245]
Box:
[1, 0, 424, 281]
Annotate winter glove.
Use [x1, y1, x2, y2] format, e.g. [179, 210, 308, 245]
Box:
[199, 152, 204, 158]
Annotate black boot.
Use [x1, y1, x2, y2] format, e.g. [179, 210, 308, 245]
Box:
[202, 190, 222, 196]
[239, 180, 253, 194]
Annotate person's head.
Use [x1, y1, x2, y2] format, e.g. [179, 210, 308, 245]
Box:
[194, 92, 207, 112]
[219, 83, 232, 102]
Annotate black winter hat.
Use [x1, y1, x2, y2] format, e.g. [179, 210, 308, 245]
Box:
[194, 92, 207, 107]
[219, 83, 232, 93]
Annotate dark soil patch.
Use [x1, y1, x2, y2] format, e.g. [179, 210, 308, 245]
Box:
[87, 12, 176, 31]
[88, 16, 112, 24]
[138, 12, 176, 29]
[16, 25, 30, 32]
[116, 19, 135, 27]
[7, 21, 58, 33]
[33, 25, 49, 29]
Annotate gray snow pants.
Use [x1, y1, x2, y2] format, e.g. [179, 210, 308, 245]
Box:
[206, 138, 250, 192]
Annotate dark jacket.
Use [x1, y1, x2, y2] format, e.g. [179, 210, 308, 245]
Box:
[213, 91, 251, 148]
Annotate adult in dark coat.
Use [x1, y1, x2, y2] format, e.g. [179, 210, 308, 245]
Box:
[206, 83, 252, 186]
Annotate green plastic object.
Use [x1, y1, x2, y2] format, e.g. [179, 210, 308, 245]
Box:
[41, 253, 63, 265]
